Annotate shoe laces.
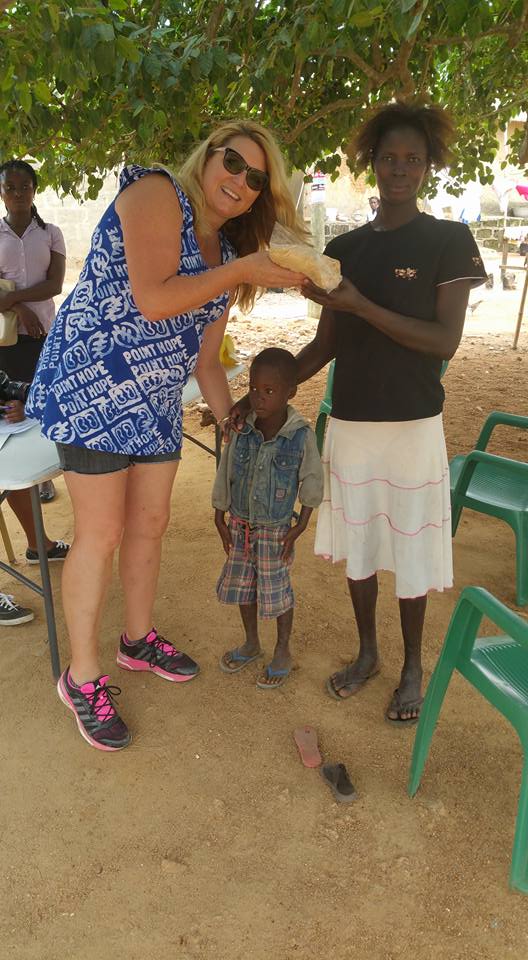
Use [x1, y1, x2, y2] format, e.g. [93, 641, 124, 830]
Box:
[0, 593, 18, 611]
[53, 539, 68, 551]
[80, 676, 122, 724]
[145, 630, 180, 658]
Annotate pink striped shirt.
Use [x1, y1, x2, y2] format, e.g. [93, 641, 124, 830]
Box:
[0, 217, 66, 335]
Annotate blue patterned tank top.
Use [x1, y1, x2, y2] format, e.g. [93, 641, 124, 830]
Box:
[25, 165, 236, 455]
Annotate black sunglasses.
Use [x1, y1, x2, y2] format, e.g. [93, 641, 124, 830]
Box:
[212, 146, 269, 193]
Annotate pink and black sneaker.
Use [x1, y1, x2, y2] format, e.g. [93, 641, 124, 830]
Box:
[57, 669, 131, 751]
[117, 629, 199, 682]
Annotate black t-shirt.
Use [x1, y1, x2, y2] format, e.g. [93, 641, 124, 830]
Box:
[325, 213, 488, 421]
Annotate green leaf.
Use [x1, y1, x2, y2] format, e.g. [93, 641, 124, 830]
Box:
[0, 65, 15, 92]
[94, 42, 116, 76]
[400, 0, 418, 12]
[116, 36, 141, 63]
[46, 4, 60, 32]
[17, 82, 32, 114]
[350, 9, 383, 27]
[94, 23, 115, 43]
[199, 48, 214, 76]
[33, 80, 53, 104]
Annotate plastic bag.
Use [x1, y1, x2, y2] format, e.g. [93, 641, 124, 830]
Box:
[219, 333, 238, 368]
[268, 224, 341, 293]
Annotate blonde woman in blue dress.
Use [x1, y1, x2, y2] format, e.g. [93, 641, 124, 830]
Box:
[27, 121, 307, 751]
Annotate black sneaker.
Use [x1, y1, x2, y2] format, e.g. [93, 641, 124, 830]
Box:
[57, 669, 131, 751]
[26, 539, 70, 564]
[39, 480, 56, 502]
[117, 629, 199, 682]
[0, 593, 34, 626]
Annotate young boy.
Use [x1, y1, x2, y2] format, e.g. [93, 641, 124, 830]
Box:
[213, 347, 323, 689]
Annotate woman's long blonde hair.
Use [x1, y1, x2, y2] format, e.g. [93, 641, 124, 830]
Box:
[177, 120, 308, 312]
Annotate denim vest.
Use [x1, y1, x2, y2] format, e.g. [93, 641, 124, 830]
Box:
[231, 424, 307, 526]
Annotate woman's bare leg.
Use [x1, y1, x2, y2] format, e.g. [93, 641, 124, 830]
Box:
[118, 461, 179, 641]
[327, 574, 380, 698]
[385, 595, 426, 721]
[62, 470, 128, 683]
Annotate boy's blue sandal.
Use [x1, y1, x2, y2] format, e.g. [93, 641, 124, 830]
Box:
[219, 648, 262, 674]
[256, 665, 291, 690]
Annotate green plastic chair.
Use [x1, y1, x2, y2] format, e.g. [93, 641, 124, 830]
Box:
[450, 412, 528, 606]
[314, 358, 449, 455]
[315, 359, 335, 454]
[408, 585, 528, 894]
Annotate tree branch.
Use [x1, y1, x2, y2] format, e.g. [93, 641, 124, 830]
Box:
[418, 46, 434, 95]
[285, 57, 303, 116]
[148, 0, 161, 33]
[337, 48, 384, 84]
[425, 23, 524, 48]
[516, 0, 528, 39]
[284, 95, 368, 144]
[519, 117, 528, 166]
[205, 2, 225, 43]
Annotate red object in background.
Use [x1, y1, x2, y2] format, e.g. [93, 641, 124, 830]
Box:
[515, 185, 528, 199]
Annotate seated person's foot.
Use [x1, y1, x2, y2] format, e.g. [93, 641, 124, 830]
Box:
[117, 628, 199, 682]
[219, 641, 262, 673]
[26, 539, 70, 564]
[39, 480, 56, 502]
[385, 671, 423, 724]
[256, 648, 292, 689]
[0, 593, 34, 626]
[326, 659, 380, 700]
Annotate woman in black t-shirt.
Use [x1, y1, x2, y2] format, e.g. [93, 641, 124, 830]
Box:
[299, 102, 487, 723]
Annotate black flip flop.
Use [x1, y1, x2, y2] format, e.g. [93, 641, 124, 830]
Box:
[320, 763, 357, 803]
[325, 665, 380, 701]
[385, 688, 423, 725]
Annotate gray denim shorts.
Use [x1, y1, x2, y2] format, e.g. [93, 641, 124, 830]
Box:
[56, 442, 181, 475]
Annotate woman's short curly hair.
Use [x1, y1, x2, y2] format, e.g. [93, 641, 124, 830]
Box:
[352, 101, 455, 171]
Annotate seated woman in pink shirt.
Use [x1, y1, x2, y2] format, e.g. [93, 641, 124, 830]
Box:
[0, 159, 69, 559]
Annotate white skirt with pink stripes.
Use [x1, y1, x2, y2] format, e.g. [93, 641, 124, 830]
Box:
[314, 414, 453, 598]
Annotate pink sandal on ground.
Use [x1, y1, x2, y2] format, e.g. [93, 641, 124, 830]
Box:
[293, 725, 322, 768]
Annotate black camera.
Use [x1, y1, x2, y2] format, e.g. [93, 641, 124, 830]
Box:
[0, 370, 29, 417]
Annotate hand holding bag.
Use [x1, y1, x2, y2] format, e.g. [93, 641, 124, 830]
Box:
[0, 279, 18, 347]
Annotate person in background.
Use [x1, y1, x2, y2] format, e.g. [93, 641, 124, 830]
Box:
[366, 196, 380, 222]
[0, 367, 47, 628]
[0, 160, 69, 566]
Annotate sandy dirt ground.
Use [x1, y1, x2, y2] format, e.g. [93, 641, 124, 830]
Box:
[2, 259, 528, 959]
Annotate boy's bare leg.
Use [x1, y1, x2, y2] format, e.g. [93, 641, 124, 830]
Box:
[238, 602, 261, 652]
[221, 602, 261, 670]
[258, 607, 293, 688]
[327, 573, 380, 698]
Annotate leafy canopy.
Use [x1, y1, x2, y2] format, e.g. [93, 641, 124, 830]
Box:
[1, 0, 527, 197]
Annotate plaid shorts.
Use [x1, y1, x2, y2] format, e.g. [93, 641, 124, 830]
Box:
[216, 516, 294, 619]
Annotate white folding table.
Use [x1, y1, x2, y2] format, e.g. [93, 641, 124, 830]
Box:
[0, 423, 62, 679]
